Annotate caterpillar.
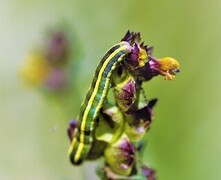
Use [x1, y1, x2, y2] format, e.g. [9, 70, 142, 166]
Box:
[68, 41, 132, 165]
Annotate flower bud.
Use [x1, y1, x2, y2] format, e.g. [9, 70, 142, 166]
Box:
[114, 74, 137, 112]
[67, 120, 78, 141]
[124, 43, 150, 71]
[142, 166, 157, 180]
[95, 106, 124, 144]
[124, 99, 157, 142]
[104, 134, 135, 176]
[46, 31, 69, 67]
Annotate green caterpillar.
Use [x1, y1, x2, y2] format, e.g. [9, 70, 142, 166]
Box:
[68, 41, 132, 165]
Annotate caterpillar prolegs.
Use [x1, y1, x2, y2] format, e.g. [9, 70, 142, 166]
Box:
[68, 41, 132, 165]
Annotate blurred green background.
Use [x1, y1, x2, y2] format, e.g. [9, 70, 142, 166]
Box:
[1, 0, 221, 179]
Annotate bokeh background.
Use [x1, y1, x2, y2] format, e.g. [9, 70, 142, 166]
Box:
[1, 0, 221, 179]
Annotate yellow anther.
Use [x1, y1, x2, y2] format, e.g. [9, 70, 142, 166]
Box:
[138, 48, 148, 68]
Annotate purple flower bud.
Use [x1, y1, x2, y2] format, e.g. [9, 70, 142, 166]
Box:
[142, 166, 157, 180]
[114, 75, 137, 112]
[104, 134, 135, 176]
[46, 31, 69, 67]
[127, 43, 140, 67]
[124, 44, 149, 71]
[121, 30, 153, 71]
[44, 68, 68, 91]
[67, 120, 78, 141]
